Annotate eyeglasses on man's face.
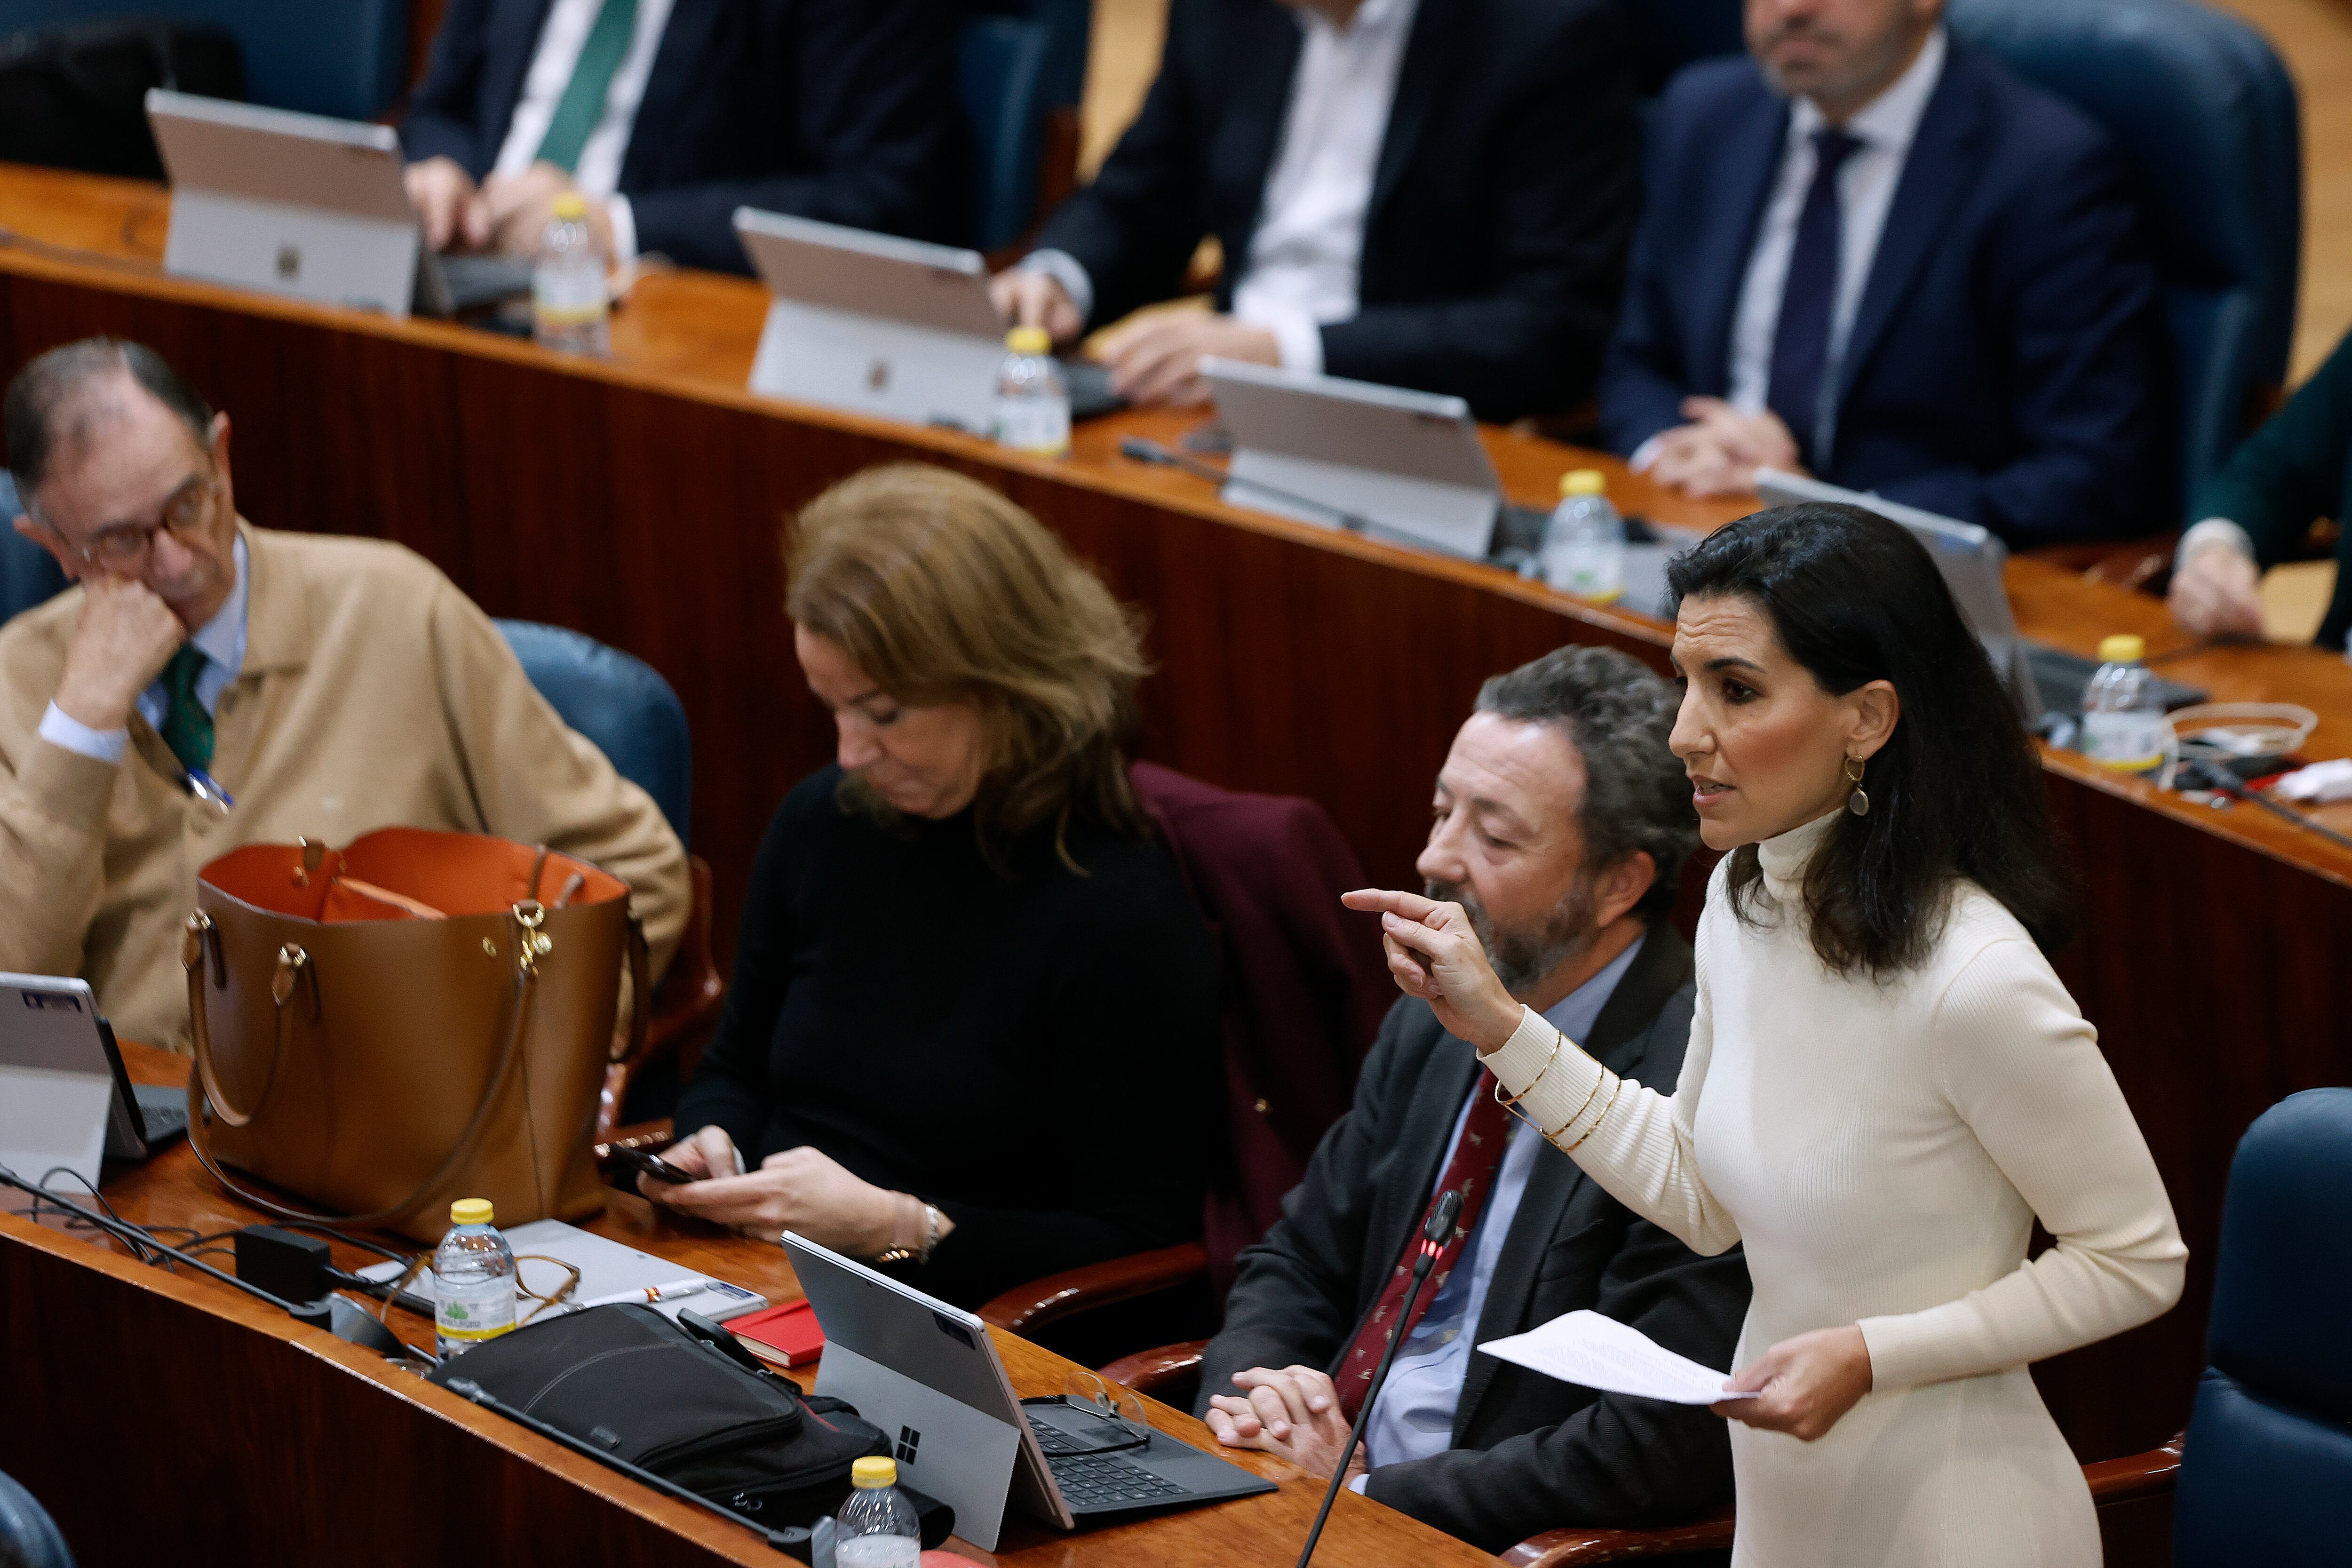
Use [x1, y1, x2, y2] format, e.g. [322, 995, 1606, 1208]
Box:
[48, 467, 223, 572]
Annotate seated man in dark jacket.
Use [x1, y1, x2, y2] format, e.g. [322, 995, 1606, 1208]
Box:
[1196, 646, 1749, 1551]
[399, 0, 961, 275]
[1600, 0, 2163, 547]
[990, 0, 1640, 422]
[2169, 326, 2352, 648]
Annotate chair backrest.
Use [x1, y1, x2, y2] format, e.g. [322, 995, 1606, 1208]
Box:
[0, 473, 71, 627]
[4, 0, 407, 121]
[1947, 0, 2301, 518]
[2173, 1086, 2352, 1564]
[968, 0, 1091, 111]
[1130, 762, 1393, 1298]
[494, 620, 692, 846]
[1624, 0, 1745, 96]
[957, 12, 1056, 254]
[0, 1470, 76, 1568]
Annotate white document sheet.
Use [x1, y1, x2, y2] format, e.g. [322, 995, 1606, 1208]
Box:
[1479, 1309, 1757, 1405]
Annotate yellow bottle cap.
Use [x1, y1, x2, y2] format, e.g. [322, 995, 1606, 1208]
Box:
[1005, 326, 1053, 356]
[851, 1457, 898, 1488]
[2098, 634, 2146, 664]
[550, 192, 589, 222]
[449, 1198, 494, 1226]
[1560, 469, 1606, 497]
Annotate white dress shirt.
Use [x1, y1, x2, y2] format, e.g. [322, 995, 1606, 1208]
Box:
[1634, 28, 1946, 474]
[492, 0, 681, 262]
[40, 534, 250, 766]
[1023, 0, 1419, 372]
[1351, 933, 1647, 1485]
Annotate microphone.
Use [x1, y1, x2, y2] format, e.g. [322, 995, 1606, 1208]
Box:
[1292, 1189, 1463, 1568]
[1118, 435, 1377, 534]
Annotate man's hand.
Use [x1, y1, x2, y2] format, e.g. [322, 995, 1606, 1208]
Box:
[2168, 540, 2265, 641]
[643, 1139, 912, 1257]
[1642, 398, 1800, 498]
[474, 162, 614, 258]
[404, 157, 481, 252]
[52, 574, 187, 732]
[1713, 1324, 1874, 1441]
[988, 269, 1084, 343]
[1204, 1365, 1367, 1483]
[1096, 311, 1281, 407]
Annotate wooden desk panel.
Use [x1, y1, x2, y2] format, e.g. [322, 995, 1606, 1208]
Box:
[0, 1044, 1492, 1568]
[6, 164, 2352, 1468]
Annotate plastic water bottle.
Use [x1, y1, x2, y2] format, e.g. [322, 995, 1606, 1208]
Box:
[533, 192, 609, 356]
[1542, 470, 1626, 601]
[433, 1197, 517, 1358]
[994, 326, 1070, 456]
[2080, 634, 2169, 773]
[834, 1457, 921, 1568]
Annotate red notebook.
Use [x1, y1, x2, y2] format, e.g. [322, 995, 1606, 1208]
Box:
[731, 1298, 826, 1368]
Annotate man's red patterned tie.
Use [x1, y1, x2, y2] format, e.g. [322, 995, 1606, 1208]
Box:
[1335, 1069, 1513, 1419]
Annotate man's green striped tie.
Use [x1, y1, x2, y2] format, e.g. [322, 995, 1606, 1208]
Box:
[534, 0, 642, 174]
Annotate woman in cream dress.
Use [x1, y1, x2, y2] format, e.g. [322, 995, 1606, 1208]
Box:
[1350, 505, 2185, 1567]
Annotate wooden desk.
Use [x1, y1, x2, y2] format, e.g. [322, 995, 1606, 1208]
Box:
[0, 1043, 1494, 1567]
[5, 162, 2350, 1472]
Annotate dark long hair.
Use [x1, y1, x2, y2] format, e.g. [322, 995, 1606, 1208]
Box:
[1665, 504, 2076, 976]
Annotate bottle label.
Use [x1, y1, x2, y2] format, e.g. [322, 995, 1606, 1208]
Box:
[995, 396, 1070, 456]
[534, 264, 607, 328]
[436, 1283, 516, 1343]
[835, 1538, 920, 1568]
[2080, 710, 2169, 772]
[1544, 542, 1625, 601]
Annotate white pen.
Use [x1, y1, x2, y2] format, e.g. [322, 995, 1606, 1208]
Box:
[571, 1278, 711, 1310]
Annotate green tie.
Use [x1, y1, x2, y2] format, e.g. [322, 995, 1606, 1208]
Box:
[533, 0, 643, 175]
[159, 645, 215, 774]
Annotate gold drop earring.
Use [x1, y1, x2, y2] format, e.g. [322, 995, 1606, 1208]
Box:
[1844, 756, 1870, 817]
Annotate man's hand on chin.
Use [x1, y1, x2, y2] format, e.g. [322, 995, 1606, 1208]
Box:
[1202, 1365, 1369, 1485]
[53, 573, 186, 732]
[1096, 311, 1280, 407]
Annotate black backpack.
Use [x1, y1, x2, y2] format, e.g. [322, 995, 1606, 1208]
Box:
[429, 1304, 894, 1528]
[0, 21, 245, 181]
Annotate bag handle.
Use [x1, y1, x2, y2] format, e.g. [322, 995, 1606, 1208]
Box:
[181, 902, 550, 1232]
[183, 914, 314, 1130]
[609, 908, 652, 1067]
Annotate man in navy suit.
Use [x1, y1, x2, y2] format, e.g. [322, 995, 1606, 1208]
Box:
[990, 0, 1640, 422]
[1600, 0, 2165, 546]
[399, 0, 961, 276]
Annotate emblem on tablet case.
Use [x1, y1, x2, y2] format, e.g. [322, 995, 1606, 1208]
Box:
[276, 243, 302, 280]
[896, 1425, 922, 1465]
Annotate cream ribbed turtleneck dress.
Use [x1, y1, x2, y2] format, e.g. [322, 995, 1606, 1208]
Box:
[1481, 811, 2185, 1567]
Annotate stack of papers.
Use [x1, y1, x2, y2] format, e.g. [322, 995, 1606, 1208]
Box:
[1479, 1309, 1755, 1405]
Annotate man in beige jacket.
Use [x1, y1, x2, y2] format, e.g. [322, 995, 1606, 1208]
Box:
[1, 337, 688, 1051]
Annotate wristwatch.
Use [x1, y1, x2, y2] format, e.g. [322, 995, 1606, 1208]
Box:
[874, 1200, 943, 1266]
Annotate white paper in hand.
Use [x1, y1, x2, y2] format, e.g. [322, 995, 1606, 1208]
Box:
[1478, 1309, 1756, 1405]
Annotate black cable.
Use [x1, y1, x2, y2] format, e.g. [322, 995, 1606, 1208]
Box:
[2178, 760, 2352, 854]
[0, 1164, 311, 1316]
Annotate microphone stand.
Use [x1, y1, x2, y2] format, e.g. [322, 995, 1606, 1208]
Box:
[1293, 1188, 1462, 1568]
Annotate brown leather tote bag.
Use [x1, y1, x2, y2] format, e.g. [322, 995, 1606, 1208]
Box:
[180, 827, 648, 1244]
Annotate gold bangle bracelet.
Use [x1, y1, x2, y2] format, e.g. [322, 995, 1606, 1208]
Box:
[1564, 1077, 1624, 1153]
[1491, 1026, 1561, 1109]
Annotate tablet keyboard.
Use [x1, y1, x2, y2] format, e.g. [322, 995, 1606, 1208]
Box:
[1047, 1451, 1188, 1509]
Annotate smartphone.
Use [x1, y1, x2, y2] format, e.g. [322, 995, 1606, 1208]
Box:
[609, 1146, 700, 1185]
